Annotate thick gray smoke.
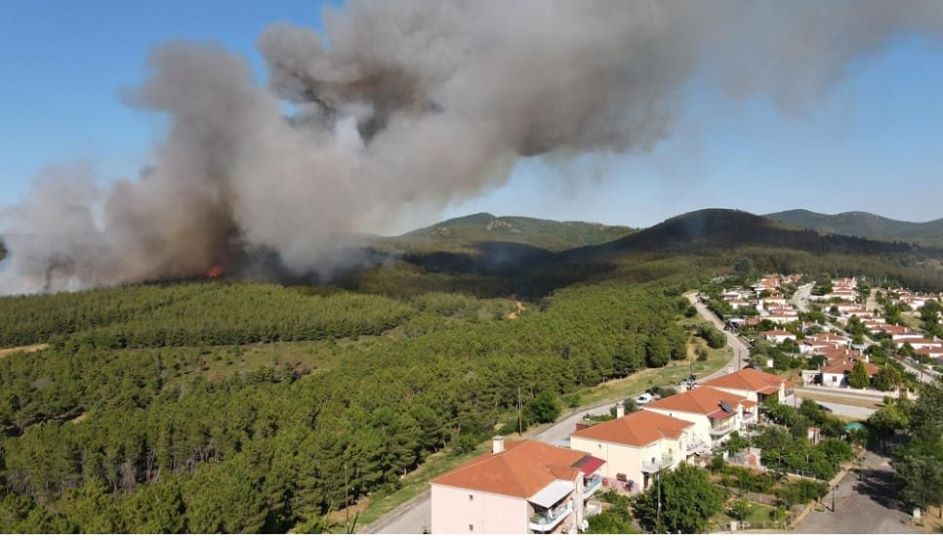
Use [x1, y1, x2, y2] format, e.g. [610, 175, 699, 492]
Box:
[3, 0, 942, 293]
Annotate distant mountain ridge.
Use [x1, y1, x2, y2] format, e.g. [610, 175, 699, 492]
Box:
[383, 212, 635, 253]
[766, 209, 943, 247]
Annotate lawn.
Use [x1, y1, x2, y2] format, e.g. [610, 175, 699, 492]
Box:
[710, 500, 788, 532]
[574, 341, 730, 407]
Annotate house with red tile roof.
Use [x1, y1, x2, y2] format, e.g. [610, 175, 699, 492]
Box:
[643, 386, 757, 448]
[759, 330, 795, 345]
[430, 438, 603, 534]
[702, 368, 794, 405]
[569, 409, 699, 494]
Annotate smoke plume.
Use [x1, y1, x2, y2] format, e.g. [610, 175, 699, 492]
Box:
[2, 0, 942, 293]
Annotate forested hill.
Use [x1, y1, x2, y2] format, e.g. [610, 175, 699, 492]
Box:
[575, 209, 940, 257]
[766, 209, 943, 248]
[379, 212, 635, 253]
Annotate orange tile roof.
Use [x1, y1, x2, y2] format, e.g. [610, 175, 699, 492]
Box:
[821, 359, 879, 376]
[430, 439, 590, 498]
[570, 410, 694, 447]
[703, 368, 794, 393]
[645, 386, 751, 416]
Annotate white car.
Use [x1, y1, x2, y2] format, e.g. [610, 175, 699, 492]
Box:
[634, 393, 654, 405]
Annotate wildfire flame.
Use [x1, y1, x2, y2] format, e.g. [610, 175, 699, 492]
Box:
[206, 265, 224, 278]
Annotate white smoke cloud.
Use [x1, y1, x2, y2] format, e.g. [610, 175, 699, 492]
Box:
[2, 0, 942, 294]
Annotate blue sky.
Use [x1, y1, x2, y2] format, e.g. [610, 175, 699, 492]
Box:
[2, 2, 942, 230]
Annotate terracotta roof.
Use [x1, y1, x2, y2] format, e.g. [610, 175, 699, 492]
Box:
[430, 439, 590, 498]
[570, 410, 694, 447]
[821, 360, 879, 376]
[703, 368, 794, 394]
[645, 386, 751, 416]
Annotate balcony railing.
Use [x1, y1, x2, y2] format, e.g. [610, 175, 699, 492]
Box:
[529, 502, 574, 533]
[710, 422, 736, 437]
[583, 475, 602, 499]
[641, 454, 674, 474]
[686, 440, 710, 454]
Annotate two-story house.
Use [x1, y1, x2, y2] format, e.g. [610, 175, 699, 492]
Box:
[569, 408, 701, 494]
[430, 438, 604, 534]
[643, 386, 757, 448]
[701, 368, 793, 406]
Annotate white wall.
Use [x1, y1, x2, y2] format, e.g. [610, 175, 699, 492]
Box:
[570, 432, 689, 493]
[430, 484, 529, 534]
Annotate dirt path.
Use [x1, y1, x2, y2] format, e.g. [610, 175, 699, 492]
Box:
[0, 344, 48, 359]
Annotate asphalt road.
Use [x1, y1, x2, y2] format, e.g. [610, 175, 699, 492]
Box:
[791, 283, 814, 313]
[685, 291, 750, 373]
[365, 292, 742, 534]
[796, 451, 913, 533]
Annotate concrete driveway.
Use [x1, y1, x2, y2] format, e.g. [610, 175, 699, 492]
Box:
[795, 451, 914, 533]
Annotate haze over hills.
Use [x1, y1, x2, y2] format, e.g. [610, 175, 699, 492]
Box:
[766, 209, 943, 248]
[380, 212, 635, 253]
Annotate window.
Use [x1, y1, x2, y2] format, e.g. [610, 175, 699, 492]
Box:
[469, 524, 474, 532]
[468, 494, 474, 501]
[598, 443, 602, 449]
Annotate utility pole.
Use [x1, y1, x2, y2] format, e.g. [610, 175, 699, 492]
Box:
[656, 470, 662, 533]
[517, 386, 522, 434]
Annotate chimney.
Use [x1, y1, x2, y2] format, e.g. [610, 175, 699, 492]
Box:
[616, 403, 625, 418]
[492, 436, 505, 454]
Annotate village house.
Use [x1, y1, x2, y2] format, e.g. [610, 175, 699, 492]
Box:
[430, 438, 604, 534]
[866, 324, 914, 340]
[701, 368, 794, 405]
[643, 386, 757, 448]
[762, 307, 799, 324]
[569, 408, 700, 495]
[752, 276, 782, 294]
[819, 358, 879, 387]
[759, 330, 795, 345]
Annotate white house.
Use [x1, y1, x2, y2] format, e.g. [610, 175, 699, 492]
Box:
[643, 386, 757, 448]
[430, 438, 604, 534]
[701, 368, 793, 405]
[569, 409, 700, 494]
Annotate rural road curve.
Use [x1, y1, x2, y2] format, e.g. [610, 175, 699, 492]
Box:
[365, 292, 743, 533]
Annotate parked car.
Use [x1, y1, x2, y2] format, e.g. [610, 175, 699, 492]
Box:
[634, 393, 654, 405]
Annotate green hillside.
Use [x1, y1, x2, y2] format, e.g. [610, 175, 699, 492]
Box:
[766, 209, 943, 248]
[379, 212, 635, 253]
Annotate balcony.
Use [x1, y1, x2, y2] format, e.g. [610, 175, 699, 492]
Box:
[641, 454, 674, 474]
[529, 502, 574, 533]
[742, 410, 757, 424]
[686, 440, 710, 454]
[710, 422, 736, 437]
[583, 475, 602, 500]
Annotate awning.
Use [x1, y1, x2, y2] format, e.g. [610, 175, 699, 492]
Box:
[528, 480, 573, 508]
[707, 409, 735, 419]
[573, 455, 605, 475]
